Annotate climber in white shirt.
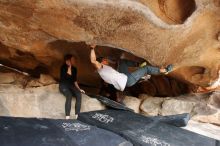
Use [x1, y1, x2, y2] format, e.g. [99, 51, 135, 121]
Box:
[90, 44, 173, 92]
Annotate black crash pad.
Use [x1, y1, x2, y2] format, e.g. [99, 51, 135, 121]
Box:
[148, 113, 190, 127]
[0, 116, 132, 146]
[90, 94, 134, 112]
[78, 110, 220, 146]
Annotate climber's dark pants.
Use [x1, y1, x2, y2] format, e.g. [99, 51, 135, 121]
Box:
[59, 84, 82, 116]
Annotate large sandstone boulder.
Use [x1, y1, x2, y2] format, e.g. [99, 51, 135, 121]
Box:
[208, 92, 220, 108]
[192, 99, 220, 126]
[161, 98, 196, 116]
[27, 74, 57, 87]
[139, 94, 197, 116]
[0, 72, 30, 88]
[138, 94, 152, 101]
[38, 74, 57, 85]
[192, 98, 220, 125]
[140, 96, 165, 116]
[0, 71, 58, 88]
[123, 96, 141, 113]
[0, 84, 105, 119]
[0, 73, 15, 84]
[140, 92, 220, 125]
[183, 120, 220, 141]
[192, 113, 220, 126]
[81, 93, 106, 113]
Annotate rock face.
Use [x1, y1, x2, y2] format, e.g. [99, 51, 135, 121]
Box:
[209, 92, 220, 108]
[0, 0, 219, 89]
[140, 93, 220, 126]
[0, 83, 105, 119]
[0, 71, 219, 126]
[0, 73, 15, 84]
[123, 96, 141, 113]
[140, 96, 164, 116]
[183, 120, 220, 141]
[161, 98, 196, 115]
[27, 74, 57, 87]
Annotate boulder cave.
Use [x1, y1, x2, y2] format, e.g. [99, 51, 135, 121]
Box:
[0, 0, 220, 141]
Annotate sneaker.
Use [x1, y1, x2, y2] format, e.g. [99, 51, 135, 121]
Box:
[75, 114, 78, 119]
[139, 62, 147, 67]
[165, 64, 173, 74]
[140, 75, 151, 80]
[65, 116, 70, 120]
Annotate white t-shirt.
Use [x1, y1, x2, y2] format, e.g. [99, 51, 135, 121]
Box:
[98, 65, 128, 91]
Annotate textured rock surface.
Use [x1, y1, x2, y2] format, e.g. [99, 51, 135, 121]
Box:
[27, 74, 57, 87]
[0, 73, 15, 84]
[161, 98, 196, 115]
[123, 96, 141, 113]
[0, 84, 105, 119]
[209, 92, 220, 108]
[38, 74, 57, 85]
[140, 93, 220, 125]
[183, 120, 220, 141]
[140, 96, 164, 116]
[0, 0, 219, 89]
[0, 70, 219, 125]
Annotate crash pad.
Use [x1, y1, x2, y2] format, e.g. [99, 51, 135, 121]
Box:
[148, 113, 190, 127]
[90, 94, 133, 112]
[78, 109, 220, 146]
[0, 116, 132, 146]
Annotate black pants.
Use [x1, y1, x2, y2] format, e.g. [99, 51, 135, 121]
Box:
[59, 84, 82, 116]
[99, 82, 117, 101]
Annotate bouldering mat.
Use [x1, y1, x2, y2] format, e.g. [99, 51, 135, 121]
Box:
[148, 113, 190, 127]
[89, 94, 134, 112]
[0, 116, 132, 146]
[78, 109, 220, 146]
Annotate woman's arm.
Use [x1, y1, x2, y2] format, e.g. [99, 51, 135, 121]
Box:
[74, 81, 85, 93]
